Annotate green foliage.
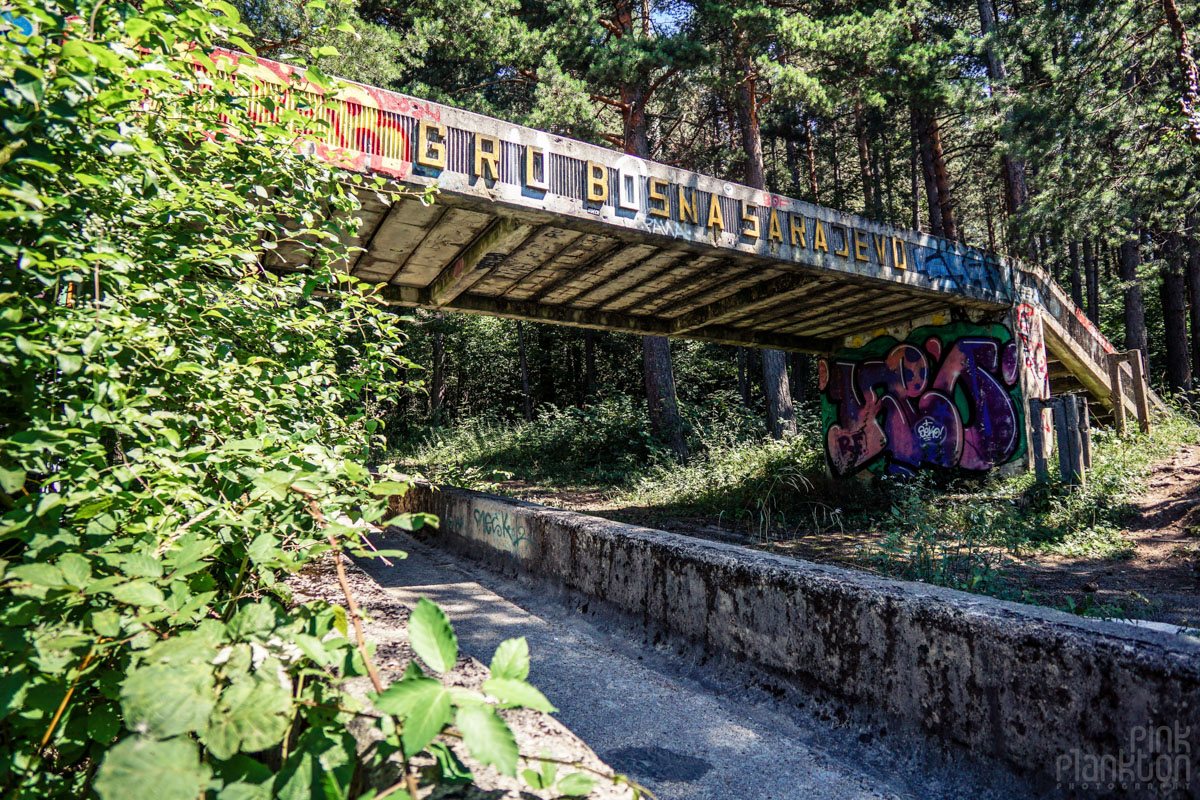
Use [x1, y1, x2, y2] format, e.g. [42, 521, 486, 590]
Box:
[395, 397, 672, 486]
[0, 1, 630, 796]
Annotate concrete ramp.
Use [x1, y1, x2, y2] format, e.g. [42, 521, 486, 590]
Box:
[390, 484, 1200, 799]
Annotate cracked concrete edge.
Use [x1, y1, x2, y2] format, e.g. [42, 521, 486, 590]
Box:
[287, 552, 636, 800]
[389, 483, 1200, 797]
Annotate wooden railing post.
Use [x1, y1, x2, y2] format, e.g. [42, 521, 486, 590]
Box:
[1077, 395, 1092, 471]
[1028, 398, 1049, 483]
[1130, 349, 1152, 434]
[1061, 396, 1086, 488]
[1107, 352, 1127, 436]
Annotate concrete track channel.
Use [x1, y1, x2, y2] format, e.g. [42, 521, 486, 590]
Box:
[355, 530, 1038, 800]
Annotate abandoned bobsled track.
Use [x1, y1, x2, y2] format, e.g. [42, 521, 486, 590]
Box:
[386, 484, 1200, 799]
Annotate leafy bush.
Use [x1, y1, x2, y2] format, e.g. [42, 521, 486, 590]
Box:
[0, 3, 633, 798]
[393, 396, 671, 485]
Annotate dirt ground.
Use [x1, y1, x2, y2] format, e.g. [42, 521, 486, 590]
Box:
[492, 447, 1200, 627]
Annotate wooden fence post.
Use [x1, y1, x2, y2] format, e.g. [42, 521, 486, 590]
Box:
[1130, 349, 1152, 434]
[1077, 395, 1092, 471]
[1028, 398, 1049, 483]
[1107, 352, 1127, 436]
[1062, 396, 1086, 488]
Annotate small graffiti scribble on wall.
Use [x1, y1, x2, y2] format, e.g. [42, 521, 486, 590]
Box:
[819, 322, 1025, 476]
[471, 507, 531, 555]
[1015, 303, 1049, 398]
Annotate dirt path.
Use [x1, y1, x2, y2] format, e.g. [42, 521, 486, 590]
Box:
[1008, 445, 1200, 625]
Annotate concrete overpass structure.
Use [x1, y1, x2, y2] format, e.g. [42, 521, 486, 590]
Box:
[202, 48, 1161, 477]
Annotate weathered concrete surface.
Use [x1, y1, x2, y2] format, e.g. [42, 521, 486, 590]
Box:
[390, 484, 1200, 798]
[356, 529, 1032, 800]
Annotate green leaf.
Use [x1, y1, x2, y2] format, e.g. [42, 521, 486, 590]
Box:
[368, 480, 410, 496]
[57, 352, 82, 375]
[92, 609, 122, 638]
[481, 677, 557, 712]
[522, 768, 547, 789]
[124, 18, 153, 39]
[87, 703, 121, 743]
[429, 741, 473, 784]
[371, 676, 441, 718]
[9, 563, 63, 589]
[0, 465, 26, 494]
[202, 675, 293, 759]
[557, 772, 597, 797]
[488, 637, 529, 681]
[58, 552, 91, 587]
[110, 580, 165, 607]
[455, 705, 518, 776]
[399, 683, 451, 757]
[94, 736, 211, 800]
[10, 64, 45, 106]
[120, 662, 215, 738]
[408, 598, 457, 673]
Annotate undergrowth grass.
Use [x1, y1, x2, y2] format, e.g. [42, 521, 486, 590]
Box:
[390, 399, 1200, 616]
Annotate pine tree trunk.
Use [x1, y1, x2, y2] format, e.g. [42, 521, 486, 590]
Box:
[804, 117, 820, 203]
[913, 105, 944, 236]
[1187, 218, 1200, 381]
[1161, 234, 1190, 392]
[616, 0, 686, 459]
[516, 320, 532, 421]
[784, 133, 800, 197]
[430, 312, 446, 416]
[1069, 240, 1083, 307]
[584, 330, 596, 402]
[1084, 237, 1100, 323]
[761, 350, 796, 438]
[831, 116, 843, 209]
[926, 114, 957, 240]
[737, 347, 750, 405]
[853, 95, 875, 215]
[1120, 228, 1148, 358]
[736, 41, 795, 438]
[910, 127, 922, 231]
[880, 123, 896, 225]
[642, 335, 687, 457]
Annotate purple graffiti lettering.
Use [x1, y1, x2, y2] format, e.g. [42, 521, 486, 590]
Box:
[821, 325, 1022, 476]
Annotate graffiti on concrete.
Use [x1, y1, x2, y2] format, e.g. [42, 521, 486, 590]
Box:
[1015, 303, 1049, 398]
[472, 507, 530, 554]
[819, 322, 1024, 476]
[912, 242, 1008, 298]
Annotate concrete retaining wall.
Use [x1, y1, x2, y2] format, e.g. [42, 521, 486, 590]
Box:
[390, 484, 1200, 797]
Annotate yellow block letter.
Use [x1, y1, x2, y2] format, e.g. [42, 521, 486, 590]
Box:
[853, 229, 869, 262]
[587, 161, 608, 203]
[707, 193, 725, 232]
[813, 220, 828, 252]
[679, 186, 697, 224]
[892, 238, 908, 269]
[474, 134, 500, 181]
[789, 214, 807, 247]
[741, 202, 759, 239]
[525, 146, 547, 190]
[832, 224, 849, 257]
[649, 178, 669, 217]
[873, 233, 887, 263]
[417, 119, 446, 169]
[768, 209, 783, 242]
